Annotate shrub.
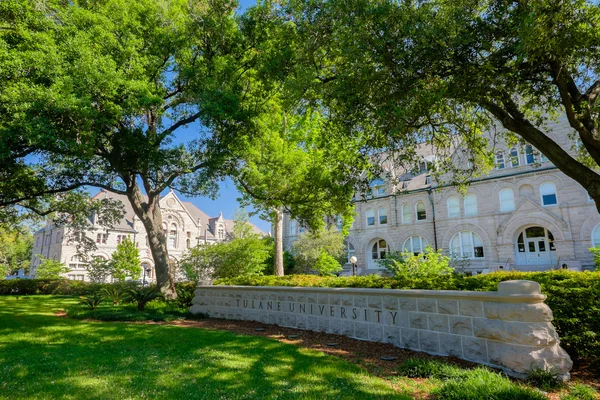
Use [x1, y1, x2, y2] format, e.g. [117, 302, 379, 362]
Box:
[79, 294, 104, 310]
[174, 282, 196, 308]
[526, 368, 564, 391]
[589, 247, 600, 271]
[379, 247, 453, 279]
[99, 285, 129, 305]
[126, 287, 163, 311]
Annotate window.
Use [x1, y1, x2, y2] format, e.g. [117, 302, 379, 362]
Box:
[289, 220, 297, 236]
[495, 151, 505, 169]
[370, 178, 386, 197]
[346, 242, 355, 263]
[416, 202, 426, 220]
[450, 231, 485, 259]
[403, 236, 429, 255]
[378, 208, 388, 225]
[540, 182, 558, 206]
[464, 194, 478, 216]
[402, 180, 411, 190]
[169, 223, 177, 248]
[96, 233, 101, 244]
[425, 175, 432, 185]
[366, 209, 375, 226]
[371, 239, 388, 260]
[510, 148, 520, 167]
[401, 204, 412, 223]
[116, 235, 122, 245]
[447, 196, 460, 218]
[218, 228, 224, 239]
[525, 145, 535, 164]
[418, 161, 429, 173]
[96, 233, 107, 244]
[592, 224, 600, 247]
[298, 226, 306, 234]
[499, 188, 515, 212]
[336, 216, 343, 230]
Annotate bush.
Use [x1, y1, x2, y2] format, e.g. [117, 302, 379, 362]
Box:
[215, 270, 600, 369]
[65, 301, 196, 322]
[79, 294, 104, 310]
[126, 287, 163, 311]
[379, 247, 453, 279]
[0, 279, 100, 296]
[174, 282, 197, 308]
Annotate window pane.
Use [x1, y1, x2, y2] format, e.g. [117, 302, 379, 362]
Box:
[402, 205, 411, 223]
[510, 148, 520, 167]
[542, 194, 557, 206]
[525, 145, 535, 164]
[464, 194, 478, 216]
[526, 227, 545, 238]
[538, 241, 546, 252]
[496, 152, 505, 169]
[448, 196, 460, 217]
[416, 202, 426, 220]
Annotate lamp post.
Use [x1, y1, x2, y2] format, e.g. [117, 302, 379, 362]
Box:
[350, 256, 358, 277]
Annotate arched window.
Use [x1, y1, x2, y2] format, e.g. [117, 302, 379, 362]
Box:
[366, 209, 375, 226]
[346, 242, 355, 263]
[169, 223, 177, 248]
[370, 178, 386, 197]
[592, 224, 600, 247]
[450, 231, 485, 259]
[525, 145, 535, 164]
[510, 148, 520, 167]
[495, 151, 505, 169]
[447, 196, 460, 218]
[464, 194, 478, 216]
[401, 204, 412, 223]
[289, 220, 297, 236]
[371, 239, 388, 261]
[540, 182, 558, 206]
[378, 207, 388, 225]
[499, 188, 515, 212]
[416, 202, 426, 220]
[403, 236, 429, 256]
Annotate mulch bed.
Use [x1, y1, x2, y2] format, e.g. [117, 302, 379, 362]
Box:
[55, 311, 600, 397]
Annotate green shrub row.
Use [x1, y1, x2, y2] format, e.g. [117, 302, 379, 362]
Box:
[216, 271, 600, 369]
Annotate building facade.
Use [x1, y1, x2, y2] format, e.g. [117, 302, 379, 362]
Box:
[284, 116, 600, 274]
[30, 190, 264, 282]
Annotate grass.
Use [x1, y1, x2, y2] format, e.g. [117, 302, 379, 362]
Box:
[65, 299, 198, 322]
[0, 296, 409, 399]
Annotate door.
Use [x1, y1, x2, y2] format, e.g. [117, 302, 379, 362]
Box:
[525, 237, 550, 265]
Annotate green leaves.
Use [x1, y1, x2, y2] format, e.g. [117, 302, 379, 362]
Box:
[110, 237, 142, 282]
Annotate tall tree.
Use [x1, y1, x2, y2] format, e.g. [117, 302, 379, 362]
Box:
[1, 0, 272, 297]
[0, 227, 33, 277]
[285, 0, 600, 206]
[110, 237, 142, 282]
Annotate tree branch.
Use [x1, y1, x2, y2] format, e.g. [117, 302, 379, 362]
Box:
[157, 112, 201, 141]
[584, 79, 600, 105]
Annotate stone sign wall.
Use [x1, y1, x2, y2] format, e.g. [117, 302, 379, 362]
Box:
[190, 280, 572, 380]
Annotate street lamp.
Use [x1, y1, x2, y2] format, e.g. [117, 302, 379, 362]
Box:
[350, 256, 358, 277]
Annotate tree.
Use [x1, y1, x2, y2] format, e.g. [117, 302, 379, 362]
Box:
[35, 256, 69, 279]
[0, 227, 33, 277]
[179, 212, 271, 280]
[110, 238, 141, 282]
[85, 257, 113, 284]
[291, 227, 345, 276]
[285, 0, 600, 207]
[1, 0, 276, 297]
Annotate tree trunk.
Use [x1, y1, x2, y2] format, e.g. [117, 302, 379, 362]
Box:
[273, 208, 284, 276]
[127, 185, 177, 299]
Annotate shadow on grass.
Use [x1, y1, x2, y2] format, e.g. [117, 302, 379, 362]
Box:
[0, 296, 409, 399]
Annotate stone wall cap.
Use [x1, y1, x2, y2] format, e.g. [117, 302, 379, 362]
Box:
[204, 284, 546, 303]
[498, 280, 541, 295]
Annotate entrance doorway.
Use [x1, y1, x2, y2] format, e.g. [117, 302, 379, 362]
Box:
[515, 227, 556, 267]
[368, 239, 389, 269]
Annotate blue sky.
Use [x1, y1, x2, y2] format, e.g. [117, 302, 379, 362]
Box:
[174, 0, 267, 232]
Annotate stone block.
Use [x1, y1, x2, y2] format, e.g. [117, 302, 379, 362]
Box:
[285, 313, 296, 327]
[400, 328, 420, 350]
[318, 317, 329, 332]
[330, 319, 342, 334]
[286, 293, 296, 302]
[409, 312, 428, 330]
[296, 293, 306, 303]
[354, 295, 367, 308]
[277, 293, 286, 301]
[259, 292, 269, 301]
[296, 315, 307, 329]
[369, 324, 384, 342]
[368, 296, 383, 309]
[307, 293, 318, 304]
[342, 320, 354, 336]
[459, 300, 484, 317]
[307, 316, 318, 330]
[367, 308, 384, 324]
[355, 322, 369, 340]
[488, 341, 572, 380]
[472, 318, 558, 346]
[419, 331, 440, 353]
[483, 302, 553, 322]
[438, 300, 458, 315]
[341, 294, 353, 306]
[439, 333, 462, 357]
[383, 296, 399, 310]
[428, 314, 449, 333]
[330, 294, 341, 305]
[318, 293, 330, 305]
[398, 297, 417, 311]
[383, 326, 401, 345]
[462, 337, 488, 363]
[449, 315, 473, 336]
[267, 313, 276, 325]
[268, 292, 277, 301]
[418, 298, 437, 313]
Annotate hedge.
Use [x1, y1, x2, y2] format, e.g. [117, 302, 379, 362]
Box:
[216, 271, 600, 369]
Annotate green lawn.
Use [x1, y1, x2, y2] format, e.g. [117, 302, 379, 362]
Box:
[0, 296, 408, 400]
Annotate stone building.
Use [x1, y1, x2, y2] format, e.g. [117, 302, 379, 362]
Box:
[284, 115, 600, 274]
[30, 190, 264, 282]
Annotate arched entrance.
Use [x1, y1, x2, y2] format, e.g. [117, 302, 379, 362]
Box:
[368, 239, 389, 269]
[515, 226, 556, 267]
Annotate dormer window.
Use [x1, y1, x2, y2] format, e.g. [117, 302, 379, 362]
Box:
[418, 161, 428, 173]
[369, 178, 386, 197]
[425, 175, 432, 185]
[402, 180, 411, 190]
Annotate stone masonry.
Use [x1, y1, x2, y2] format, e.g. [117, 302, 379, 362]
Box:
[190, 280, 573, 380]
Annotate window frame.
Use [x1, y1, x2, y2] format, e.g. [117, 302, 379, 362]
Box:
[499, 188, 515, 212]
[447, 195, 460, 218]
[415, 201, 427, 221]
[378, 207, 388, 225]
[540, 182, 558, 207]
[366, 209, 375, 226]
[463, 193, 478, 216]
[401, 204, 412, 223]
[450, 231, 485, 259]
[495, 151, 505, 170]
[402, 236, 429, 255]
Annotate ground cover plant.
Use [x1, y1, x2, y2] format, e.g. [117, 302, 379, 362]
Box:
[66, 299, 194, 322]
[217, 270, 600, 370]
[0, 296, 410, 399]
